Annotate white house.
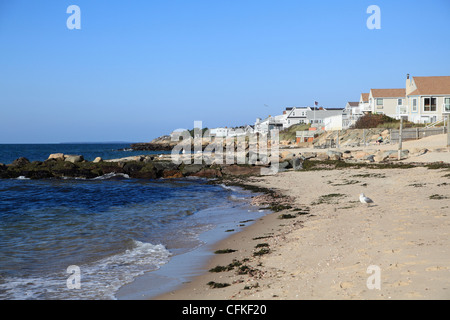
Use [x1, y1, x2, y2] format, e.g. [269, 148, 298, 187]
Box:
[324, 114, 345, 131]
[209, 127, 228, 137]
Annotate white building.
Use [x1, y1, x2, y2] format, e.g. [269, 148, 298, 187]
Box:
[255, 106, 345, 133]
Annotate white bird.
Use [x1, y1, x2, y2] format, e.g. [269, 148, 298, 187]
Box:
[360, 193, 374, 206]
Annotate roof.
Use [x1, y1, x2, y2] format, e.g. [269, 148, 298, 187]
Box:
[371, 88, 405, 98]
[347, 102, 359, 107]
[361, 93, 369, 102]
[408, 76, 450, 95]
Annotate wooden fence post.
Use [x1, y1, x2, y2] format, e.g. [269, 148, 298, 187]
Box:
[398, 117, 403, 160]
[447, 115, 450, 148]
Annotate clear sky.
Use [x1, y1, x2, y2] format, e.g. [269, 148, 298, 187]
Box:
[1, 0, 449, 143]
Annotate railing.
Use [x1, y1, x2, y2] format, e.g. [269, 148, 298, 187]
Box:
[390, 126, 447, 142]
[425, 119, 444, 128]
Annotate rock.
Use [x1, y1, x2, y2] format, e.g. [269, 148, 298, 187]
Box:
[315, 153, 329, 161]
[292, 157, 304, 171]
[354, 151, 370, 160]
[301, 152, 317, 159]
[10, 157, 30, 167]
[64, 155, 84, 163]
[342, 151, 353, 160]
[327, 150, 342, 160]
[278, 161, 291, 170]
[93, 157, 103, 163]
[386, 150, 399, 159]
[373, 151, 389, 162]
[365, 154, 375, 162]
[105, 156, 143, 163]
[279, 151, 294, 162]
[181, 164, 205, 175]
[192, 168, 222, 178]
[162, 170, 184, 179]
[221, 165, 261, 176]
[153, 161, 179, 174]
[122, 162, 144, 175]
[48, 153, 65, 161]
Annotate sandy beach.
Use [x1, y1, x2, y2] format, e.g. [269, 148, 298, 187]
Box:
[155, 135, 450, 300]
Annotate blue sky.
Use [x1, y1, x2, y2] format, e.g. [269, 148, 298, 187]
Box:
[1, 0, 449, 143]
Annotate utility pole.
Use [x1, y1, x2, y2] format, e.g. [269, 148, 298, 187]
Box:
[398, 117, 403, 160]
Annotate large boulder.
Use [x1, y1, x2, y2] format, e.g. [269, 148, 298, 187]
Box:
[181, 164, 205, 175]
[279, 151, 295, 162]
[64, 155, 84, 163]
[153, 161, 179, 174]
[327, 150, 342, 161]
[373, 150, 389, 162]
[48, 153, 65, 161]
[292, 157, 304, 171]
[10, 157, 30, 167]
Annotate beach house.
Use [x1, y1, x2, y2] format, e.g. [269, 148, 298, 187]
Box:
[283, 106, 344, 127]
[359, 93, 370, 113]
[368, 88, 406, 119]
[405, 74, 450, 124]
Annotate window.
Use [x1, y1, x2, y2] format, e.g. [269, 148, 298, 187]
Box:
[445, 98, 450, 112]
[424, 97, 436, 112]
[376, 99, 383, 108]
[412, 98, 417, 112]
[397, 99, 403, 105]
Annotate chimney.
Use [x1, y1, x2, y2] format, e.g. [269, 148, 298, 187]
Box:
[407, 74, 410, 79]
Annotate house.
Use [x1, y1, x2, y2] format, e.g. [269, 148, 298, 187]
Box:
[209, 127, 228, 137]
[359, 93, 370, 113]
[368, 88, 406, 119]
[342, 101, 362, 128]
[344, 102, 360, 115]
[283, 106, 344, 127]
[254, 116, 284, 134]
[283, 106, 309, 127]
[210, 125, 255, 137]
[405, 74, 450, 124]
[324, 114, 345, 131]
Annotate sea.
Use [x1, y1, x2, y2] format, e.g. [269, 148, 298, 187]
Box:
[0, 144, 267, 300]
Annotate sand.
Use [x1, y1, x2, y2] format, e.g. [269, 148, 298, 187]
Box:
[154, 136, 450, 300]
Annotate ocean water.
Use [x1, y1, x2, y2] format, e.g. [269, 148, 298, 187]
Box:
[0, 145, 266, 300]
[0, 143, 170, 165]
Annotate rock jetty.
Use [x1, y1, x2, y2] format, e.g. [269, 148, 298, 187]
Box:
[1, 147, 447, 180]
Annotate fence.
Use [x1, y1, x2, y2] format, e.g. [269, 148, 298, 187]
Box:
[390, 126, 448, 143]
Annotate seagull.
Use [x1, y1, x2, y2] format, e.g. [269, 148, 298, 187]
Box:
[360, 193, 374, 207]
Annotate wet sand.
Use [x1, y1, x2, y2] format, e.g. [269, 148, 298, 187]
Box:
[155, 165, 450, 300]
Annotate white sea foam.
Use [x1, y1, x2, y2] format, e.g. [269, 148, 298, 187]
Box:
[92, 173, 130, 180]
[0, 240, 171, 300]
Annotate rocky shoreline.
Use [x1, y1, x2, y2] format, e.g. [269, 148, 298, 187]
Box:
[1, 147, 449, 180]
